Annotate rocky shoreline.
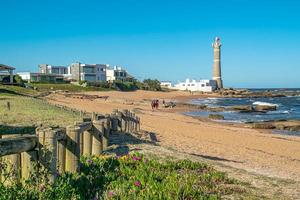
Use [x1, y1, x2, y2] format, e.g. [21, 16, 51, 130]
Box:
[176, 90, 300, 133]
[215, 88, 300, 98]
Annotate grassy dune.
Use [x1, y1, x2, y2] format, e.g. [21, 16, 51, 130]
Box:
[0, 85, 81, 134]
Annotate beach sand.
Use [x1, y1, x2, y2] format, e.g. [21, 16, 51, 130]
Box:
[46, 90, 300, 197]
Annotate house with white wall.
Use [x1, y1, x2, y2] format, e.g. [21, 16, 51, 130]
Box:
[174, 79, 217, 92]
[160, 81, 172, 89]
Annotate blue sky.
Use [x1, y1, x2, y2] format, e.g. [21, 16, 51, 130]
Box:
[0, 0, 300, 88]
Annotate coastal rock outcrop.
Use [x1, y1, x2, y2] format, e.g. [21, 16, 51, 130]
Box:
[253, 102, 277, 112]
[228, 105, 253, 112]
[208, 114, 224, 120]
[251, 123, 276, 129]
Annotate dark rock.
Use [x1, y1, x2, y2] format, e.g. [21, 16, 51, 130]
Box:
[208, 107, 226, 112]
[288, 126, 300, 131]
[254, 104, 277, 112]
[228, 105, 253, 112]
[251, 123, 275, 129]
[208, 114, 225, 120]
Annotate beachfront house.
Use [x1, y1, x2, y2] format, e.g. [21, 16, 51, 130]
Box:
[18, 62, 134, 83]
[70, 62, 108, 82]
[0, 64, 15, 84]
[106, 66, 133, 82]
[17, 72, 64, 83]
[39, 64, 71, 80]
[174, 78, 217, 92]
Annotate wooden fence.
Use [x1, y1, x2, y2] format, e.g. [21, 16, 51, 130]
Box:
[0, 109, 140, 183]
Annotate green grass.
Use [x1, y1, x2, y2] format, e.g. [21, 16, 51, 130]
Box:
[0, 153, 251, 200]
[0, 88, 81, 134]
[0, 85, 39, 96]
[29, 83, 112, 92]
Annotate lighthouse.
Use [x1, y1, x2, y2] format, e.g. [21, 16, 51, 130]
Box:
[212, 37, 223, 89]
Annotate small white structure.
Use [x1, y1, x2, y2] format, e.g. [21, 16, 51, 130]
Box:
[17, 72, 31, 81]
[160, 81, 172, 89]
[174, 79, 217, 92]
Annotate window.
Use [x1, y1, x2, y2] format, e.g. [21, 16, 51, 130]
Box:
[191, 84, 195, 86]
[206, 83, 209, 86]
[83, 67, 95, 73]
[201, 84, 205, 87]
[182, 84, 185, 86]
[187, 84, 190, 86]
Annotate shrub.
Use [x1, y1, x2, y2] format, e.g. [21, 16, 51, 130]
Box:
[114, 80, 138, 91]
[142, 79, 162, 91]
[0, 153, 243, 200]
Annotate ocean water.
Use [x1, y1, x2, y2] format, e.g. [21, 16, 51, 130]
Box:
[186, 96, 300, 123]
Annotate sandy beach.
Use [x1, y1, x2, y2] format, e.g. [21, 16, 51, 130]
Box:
[46, 90, 300, 197]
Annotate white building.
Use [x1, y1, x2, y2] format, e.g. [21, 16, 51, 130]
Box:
[174, 79, 217, 92]
[39, 64, 72, 80]
[17, 72, 64, 83]
[106, 66, 132, 82]
[35, 62, 133, 83]
[69, 62, 108, 82]
[160, 81, 172, 89]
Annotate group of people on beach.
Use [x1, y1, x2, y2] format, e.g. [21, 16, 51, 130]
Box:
[151, 99, 160, 110]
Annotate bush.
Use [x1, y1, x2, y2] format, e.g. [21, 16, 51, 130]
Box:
[142, 79, 162, 91]
[0, 153, 243, 200]
[114, 81, 138, 91]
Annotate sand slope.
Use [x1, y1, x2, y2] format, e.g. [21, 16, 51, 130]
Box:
[46, 90, 300, 185]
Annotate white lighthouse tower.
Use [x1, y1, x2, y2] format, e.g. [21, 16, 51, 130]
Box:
[212, 37, 223, 89]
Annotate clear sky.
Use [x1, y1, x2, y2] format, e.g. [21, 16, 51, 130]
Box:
[1, 0, 299, 88]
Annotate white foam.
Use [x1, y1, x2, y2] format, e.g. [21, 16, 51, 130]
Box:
[253, 101, 279, 107]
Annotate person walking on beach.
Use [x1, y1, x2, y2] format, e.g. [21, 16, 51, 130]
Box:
[151, 100, 155, 110]
[151, 99, 159, 110]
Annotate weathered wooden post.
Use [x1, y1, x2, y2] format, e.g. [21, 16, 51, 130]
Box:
[130, 112, 134, 132]
[133, 114, 138, 132]
[56, 129, 66, 174]
[83, 128, 93, 156]
[73, 121, 84, 156]
[6, 101, 10, 111]
[116, 111, 123, 132]
[111, 109, 119, 133]
[103, 115, 111, 150]
[92, 120, 103, 156]
[1, 134, 21, 184]
[92, 112, 97, 121]
[128, 111, 132, 133]
[137, 116, 141, 131]
[121, 110, 126, 132]
[57, 139, 66, 174]
[37, 127, 58, 182]
[21, 148, 38, 181]
[65, 126, 80, 173]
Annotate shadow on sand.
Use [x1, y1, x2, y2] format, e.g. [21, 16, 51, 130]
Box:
[107, 130, 159, 156]
[190, 153, 243, 163]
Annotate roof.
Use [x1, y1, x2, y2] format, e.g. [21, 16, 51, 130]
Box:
[0, 64, 15, 70]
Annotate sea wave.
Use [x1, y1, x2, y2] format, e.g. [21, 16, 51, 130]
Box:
[252, 101, 279, 107]
[267, 110, 290, 114]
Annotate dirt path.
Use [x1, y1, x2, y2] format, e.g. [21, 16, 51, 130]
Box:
[46, 90, 300, 199]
